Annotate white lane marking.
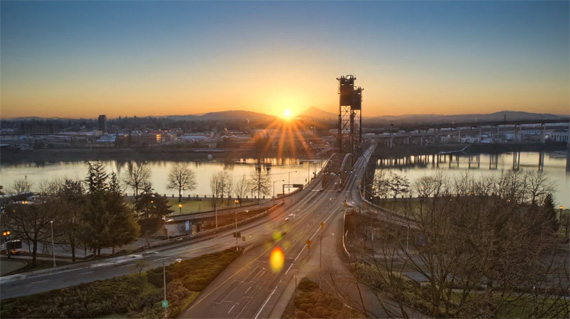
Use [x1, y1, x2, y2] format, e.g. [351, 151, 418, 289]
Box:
[31, 279, 48, 284]
[257, 204, 340, 316]
[228, 304, 236, 313]
[78, 271, 94, 276]
[253, 284, 279, 319]
[245, 285, 252, 294]
[284, 263, 294, 275]
[235, 297, 254, 319]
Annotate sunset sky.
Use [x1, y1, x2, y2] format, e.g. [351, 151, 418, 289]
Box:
[1, 1, 568, 119]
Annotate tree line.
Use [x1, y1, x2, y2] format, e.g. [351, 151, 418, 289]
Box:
[350, 171, 569, 318]
[3, 162, 173, 267]
[3, 161, 275, 267]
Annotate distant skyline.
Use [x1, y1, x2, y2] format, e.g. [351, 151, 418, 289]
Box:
[1, 1, 568, 119]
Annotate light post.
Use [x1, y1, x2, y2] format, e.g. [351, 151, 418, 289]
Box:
[234, 199, 239, 251]
[562, 206, 568, 239]
[50, 220, 56, 267]
[288, 171, 297, 194]
[406, 223, 410, 253]
[163, 258, 182, 319]
[178, 203, 182, 215]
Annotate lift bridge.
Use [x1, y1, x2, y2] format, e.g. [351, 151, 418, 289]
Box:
[322, 75, 364, 189]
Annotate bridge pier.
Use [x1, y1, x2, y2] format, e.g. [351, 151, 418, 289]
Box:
[489, 154, 498, 170]
[513, 152, 520, 170]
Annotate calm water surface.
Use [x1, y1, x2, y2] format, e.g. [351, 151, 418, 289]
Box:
[374, 152, 570, 207]
[0, 158, 325, 198]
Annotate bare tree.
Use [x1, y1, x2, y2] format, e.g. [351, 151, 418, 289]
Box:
[123, 161, 151, 197]
[5, 181, 59, 267]
[249, 168, 271, 202]
[233, 174, 250, 200]
[220, 170, 233, 202]
[11, 179, 30, 193]
[373, 170, 391, 198]
[525, 170, 554, 205]
[348, 173, 570, 319]
[167, 163, 196, 202]
[388, 172, 410, 199]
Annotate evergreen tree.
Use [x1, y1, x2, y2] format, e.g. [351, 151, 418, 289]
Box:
[106, 173, 140, 253]
[82, 162, 111, 256]
[135, 184, 173, 245]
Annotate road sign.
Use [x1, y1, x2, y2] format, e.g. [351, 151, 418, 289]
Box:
[185, 221, 190, 232]
[162, 300, 168, 308]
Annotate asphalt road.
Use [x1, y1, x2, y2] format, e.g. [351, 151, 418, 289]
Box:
[179, 176, 344, 318]
[178, 145, 391, 319]
[0, 174, 324, 301]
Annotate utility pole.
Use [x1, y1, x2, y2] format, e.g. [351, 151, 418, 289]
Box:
[50, 220, 56, 267]
[406, 223, 410, 252]
[163, 261, 167, 319]
[234, 199, 239, 251]
[319, 235, 322, 271]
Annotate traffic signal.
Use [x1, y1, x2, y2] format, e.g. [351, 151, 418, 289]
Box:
[320, 222, 324, 229]
[306, 239, 312, 249]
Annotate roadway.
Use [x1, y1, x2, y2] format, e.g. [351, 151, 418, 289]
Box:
[177, 145, 405, 318]
[0, 175, 323, 300]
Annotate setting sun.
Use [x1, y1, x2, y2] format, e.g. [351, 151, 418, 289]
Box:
[283, 109, 292, 119]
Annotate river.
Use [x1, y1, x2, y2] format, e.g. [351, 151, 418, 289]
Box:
[0, 158, 325, 199]
[373, 151, 570, 207]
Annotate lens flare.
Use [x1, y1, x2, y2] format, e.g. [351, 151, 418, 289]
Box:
[270, 246, 285, 273]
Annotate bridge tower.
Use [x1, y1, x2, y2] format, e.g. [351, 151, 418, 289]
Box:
[337, 75, 363, 155]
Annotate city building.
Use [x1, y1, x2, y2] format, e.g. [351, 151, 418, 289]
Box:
[98, 115, 107, 133]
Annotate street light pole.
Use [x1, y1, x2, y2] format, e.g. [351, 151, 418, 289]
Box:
[234, 199, 239, 251]
[50, 220, 56, 267]
[288, 171, 297, 194]
[406, 223, 410, 252]
[163, 261, 167, 319]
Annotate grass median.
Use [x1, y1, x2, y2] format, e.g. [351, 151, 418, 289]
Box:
[282, 278, 364, 319]
[0, 249, 240, 319]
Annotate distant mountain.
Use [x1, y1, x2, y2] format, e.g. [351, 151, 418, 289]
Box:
[298, 106, 337, 121]
[164, 110, 275, 123]
[201, 110, 275, 122]
[164, 114, 202, 121]
[367, 111, 568, 126]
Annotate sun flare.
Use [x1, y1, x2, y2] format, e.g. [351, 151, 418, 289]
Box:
[283, 109, 292, 119]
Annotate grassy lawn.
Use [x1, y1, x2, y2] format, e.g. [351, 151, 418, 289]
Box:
[374, 199, 422, 218]
[0, 249, 240, 319]
[282, 278, 364, 319]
